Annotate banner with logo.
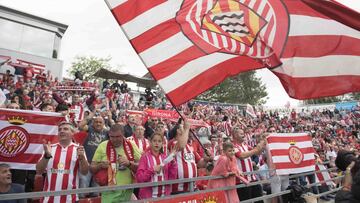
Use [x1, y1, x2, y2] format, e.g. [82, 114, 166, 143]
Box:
[150, 190, 226, 203]
[0, 109, 64, 170]
[266, 133, 315, 175]
[144, 109, 180, 119]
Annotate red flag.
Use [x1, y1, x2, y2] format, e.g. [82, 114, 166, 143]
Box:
[266, 133, 316, 175]
[0, 109, 64, 170]
[105, 0, 360, 105]
[271, 0, 360, 99]
[302, 0, 360, 32]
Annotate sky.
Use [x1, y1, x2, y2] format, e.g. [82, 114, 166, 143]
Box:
[0, 0, 359, 107]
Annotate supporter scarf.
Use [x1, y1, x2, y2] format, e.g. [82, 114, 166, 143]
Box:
[106, 139, 134, 185]
[132, 135, 147, 151]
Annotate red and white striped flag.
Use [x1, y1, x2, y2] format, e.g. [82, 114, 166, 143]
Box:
[271, 0, 360, 99]
[8, 59, 46, 75]
[246, 104, 256, 118]
[0, 109, 64, 170]
[105, 0, 360, 106]
[105, 0, 278, 106]
[315, 164, 335, 187]
[266, 133, 315, 175]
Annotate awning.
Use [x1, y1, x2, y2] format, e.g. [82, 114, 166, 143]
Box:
[93, 68, 157, 88]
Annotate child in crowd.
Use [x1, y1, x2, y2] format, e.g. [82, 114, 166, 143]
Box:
[136, 133, 177, 199]
[196, 162, 214, 190]
[208, 142, 243, 203]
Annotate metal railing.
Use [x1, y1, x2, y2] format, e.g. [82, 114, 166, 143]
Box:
[0, 166, 343, 202]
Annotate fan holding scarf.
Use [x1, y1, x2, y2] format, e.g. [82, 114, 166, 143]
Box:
[90, 124, 141, 202]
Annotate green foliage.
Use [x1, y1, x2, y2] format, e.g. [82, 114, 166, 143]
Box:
[197, 71, 268, 105]
[351, 92, 360, 100]
[303, 96, 343, 105]
[68, 56, 113, 81]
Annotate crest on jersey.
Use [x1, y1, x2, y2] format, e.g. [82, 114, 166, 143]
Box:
[0, 125, 30, 158]
[176, 0, 289, 67]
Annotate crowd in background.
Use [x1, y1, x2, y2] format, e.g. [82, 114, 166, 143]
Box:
[0, 71, 359, 203]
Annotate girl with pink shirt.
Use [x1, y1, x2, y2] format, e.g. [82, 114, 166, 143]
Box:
[136, 133, 177, 199]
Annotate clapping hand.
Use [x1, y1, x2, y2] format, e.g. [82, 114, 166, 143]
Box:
[43, 139, 51, 157]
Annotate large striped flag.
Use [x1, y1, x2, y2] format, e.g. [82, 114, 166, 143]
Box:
[0, 109, 64, 170]
[105, 0, 360, 106]
[271, 0, 360, 99]
[266, 133, 315, 175]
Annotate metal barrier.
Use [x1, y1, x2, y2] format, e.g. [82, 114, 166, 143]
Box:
[0, 166, 343, 202]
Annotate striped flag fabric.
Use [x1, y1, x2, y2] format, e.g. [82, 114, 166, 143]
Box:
[105, 0, 272, 106]
[0, 55, 11, 66]
[105, 0, 360, 106]
[0, 109, 64, 170]
[245, 104, 256, 118]
[315, 164, 335, 187]
[266, 133, 315, 175]
[8, 59, 46, 75]
[271, 0, 360, 99]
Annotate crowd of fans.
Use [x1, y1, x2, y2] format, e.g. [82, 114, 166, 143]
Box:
[0, 71, 359, 203]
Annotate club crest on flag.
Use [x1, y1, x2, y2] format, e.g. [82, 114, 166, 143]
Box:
[288, 146, 304, 165]
[176, 0, 289, 67]
[0, 123, 30, 158]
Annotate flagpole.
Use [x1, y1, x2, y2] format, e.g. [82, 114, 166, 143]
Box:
[105, 11, 211, 157]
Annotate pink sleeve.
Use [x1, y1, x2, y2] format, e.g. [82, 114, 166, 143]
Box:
[136, 154, 155, 183]
[165, 160, 178, 180]
[211, 156, 229, 177]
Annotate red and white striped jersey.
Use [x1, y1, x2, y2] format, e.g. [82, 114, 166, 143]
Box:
[127, 135, 150, 153]
[120, 93, 131, 107]
[245, 133, 257, 148]
[42, 142, 84, 203]
[221, 121, 232, 136]
[162, 136, 169, 155]
[146, 153, 166, 197]
[234, 143, 257, 182]
[169, 141, 199, 193]
[69, 103, 84, 123]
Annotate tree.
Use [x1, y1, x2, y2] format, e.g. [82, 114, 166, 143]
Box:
[351, 92, 360, 100]
[302, 97, 342, 105]
[68, 56, 115, 81]
[197, 71, 268, 105]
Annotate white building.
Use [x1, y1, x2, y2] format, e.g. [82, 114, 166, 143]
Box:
[0, 5, 68, 80]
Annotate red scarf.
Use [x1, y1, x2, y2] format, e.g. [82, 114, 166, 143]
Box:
[106, 139, 134, 185]
[132, 135, 147, 151]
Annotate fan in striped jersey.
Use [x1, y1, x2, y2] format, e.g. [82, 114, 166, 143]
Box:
[266, 133, 316, 175]
[105, 0, 360, 106]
